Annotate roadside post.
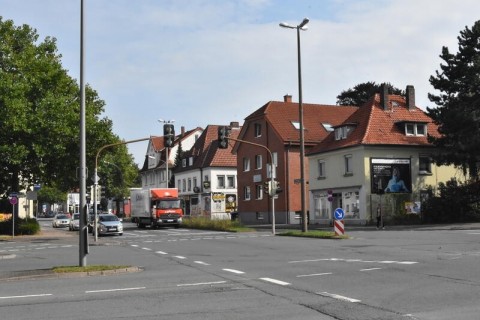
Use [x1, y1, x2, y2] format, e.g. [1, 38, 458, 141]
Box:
[333, 207, 345, 236]
[9, 193, 18, 238]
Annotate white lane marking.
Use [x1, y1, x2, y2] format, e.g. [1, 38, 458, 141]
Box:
[141, 247, 152, 251]
[177, 281, 226, 287]
[0, 294, 52, 300]
[260, 278, 290, 286]
[360, 267, 382, 272]
[130, 244, 139, 247]
[297, 272, 332, 278]
[317, 292, 361, 303]
[194, 261, 210, 266]
[155, 251, 168, 255]
[86, 287, 146, 294]
[223, 268, 245, 274]
[289, 258, 418, 265]
[174, 255, 186, 259]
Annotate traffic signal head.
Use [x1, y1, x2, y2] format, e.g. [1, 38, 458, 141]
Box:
[163, 124, 175, 148]
[218, 126, 229, 149]
[274, 181, 283, 195]
[263, 181, 272, 195]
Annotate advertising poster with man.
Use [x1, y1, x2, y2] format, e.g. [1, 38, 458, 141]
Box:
[371, 158, 412, 194]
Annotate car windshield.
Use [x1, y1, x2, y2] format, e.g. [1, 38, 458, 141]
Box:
[56, 215, 68, 219]
[99, 215, 119, 222]
[73, 214, 80, 220]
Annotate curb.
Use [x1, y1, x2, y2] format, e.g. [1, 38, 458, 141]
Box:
[0, 266, 143, 282]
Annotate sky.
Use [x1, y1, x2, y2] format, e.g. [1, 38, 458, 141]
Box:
[2, 0, 479, 166]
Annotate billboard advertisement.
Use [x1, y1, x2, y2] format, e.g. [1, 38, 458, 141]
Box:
[371, 158, 411, 194]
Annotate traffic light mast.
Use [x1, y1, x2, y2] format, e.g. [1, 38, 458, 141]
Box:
[219, 127, 277, 234]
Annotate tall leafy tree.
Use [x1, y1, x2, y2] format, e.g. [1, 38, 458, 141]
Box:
[427, 20, 480, 180]
[0, 17, 139, 199]
[336, 81, 403, 106]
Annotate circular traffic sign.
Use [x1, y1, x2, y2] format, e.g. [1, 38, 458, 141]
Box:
[9, 196, 18, 205]
[334, 207, 345, 220]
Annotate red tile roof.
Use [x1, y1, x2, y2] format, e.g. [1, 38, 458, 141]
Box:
[243, 100, 358, 145]
[308, 94, 441, 155]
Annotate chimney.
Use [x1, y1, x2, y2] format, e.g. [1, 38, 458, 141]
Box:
[181, 126, 185, 136]
[229, 121, 240, 129]
[406, 85, 415, 110]
[380, 84, 389, 110]
[284, 94, 292, 103]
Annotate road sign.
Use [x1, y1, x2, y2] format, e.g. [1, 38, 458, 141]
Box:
[334, 207, 345, 220]
[9, 196, 18, 205]
[334, 219, 345, 236]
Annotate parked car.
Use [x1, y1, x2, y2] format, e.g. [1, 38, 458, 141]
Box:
[93, 214, 123, 236]
[52, 214, 70, 228]
[69, 213, 80, 231]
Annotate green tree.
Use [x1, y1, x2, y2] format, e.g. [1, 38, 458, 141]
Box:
[336, 81, 403, 106]
[0, 17, 140, 197]
[427, 20, 480, 180]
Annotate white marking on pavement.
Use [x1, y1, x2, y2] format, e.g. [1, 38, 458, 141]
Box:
[155, 251, 168, 255]
[260, 278, 290, 286]
[223, 268, 245, 274]
[194, 261, 210, 266]
[317, 292, 361, 303]
[174, 255, 186, 259]
[177, 281, 226, 287]
[141, 247, 152, 251]
[86, 287, 146, 293]
[360, 268, 382, 271]
[0, 294, 53, 300]
[297, 272, 332, 278]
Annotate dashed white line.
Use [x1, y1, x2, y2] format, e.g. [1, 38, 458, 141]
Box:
[86, 287, 146, 294]
[155, 251, 168, 255]
[260, 278, 290, 286]
[174, 255, 186, 259]
[177, 281, 226, 287]
[194, 261, 210, 266]
[223, 268, 245, 274]
[0, 294, 53, 300]
[297, 272, 332, 278]
[317, 292, 361, 303]
[141, 247, 152, 251]
[360, 267, 382, 272]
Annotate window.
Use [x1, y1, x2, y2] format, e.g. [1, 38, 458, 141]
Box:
[189, 157, 193, 166]
[291, 121, 300, 130]
[255, 154, 262, 170]
[344, 154, 353, 175]
[322, 123, 334, 132]
[405, 123, 427, 136]
[243, 157, 250, 171]
[256, 184, 263, 200]
[188, 178, 192, 191]
[193, 177, 197, 188]
[182, 159, 187, 167]
[318, 160, 326, 178]
[254, 123, 262, 137]
[182, 179, 186, 192]
[335, 126, 353, 140]
[244, 186, 251, 200]
[227, 175, 235, 188]
[217, 175, 225, 189]
[177, 179, 181, 189]
[419, 156, 432, 174]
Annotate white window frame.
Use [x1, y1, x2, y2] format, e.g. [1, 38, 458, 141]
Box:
[344, 154, 353, 175]
[318, 160, 326, 178]
[419, 155, 432, 174]
[244, 186, 251, 201]
[254, 123, 262, 137]
[255, 154, 262, 170]
[256, 184, 263, 200]
[243, 157, 250, 172]
[217, 175, 225, 189]
[227, 175, 235, 188]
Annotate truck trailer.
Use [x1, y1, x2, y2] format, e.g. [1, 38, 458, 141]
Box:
[130, 188, 183, 228]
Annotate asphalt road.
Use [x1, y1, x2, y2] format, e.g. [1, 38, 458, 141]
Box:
[1, 220, 479, 320]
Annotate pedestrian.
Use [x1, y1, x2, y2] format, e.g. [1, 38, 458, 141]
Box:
[376, 205, 384, 229]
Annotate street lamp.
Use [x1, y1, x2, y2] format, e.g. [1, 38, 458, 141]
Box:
[280, 18, 309, 232]
[158, 119, 175, 188]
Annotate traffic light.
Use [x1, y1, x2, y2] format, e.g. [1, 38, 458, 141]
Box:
[163, 124, 175, 148]
[263, 181, 272, 196]
[218, 126, 229, 149]
[273, 180, 283, 195]
[101, 185, 106, 199]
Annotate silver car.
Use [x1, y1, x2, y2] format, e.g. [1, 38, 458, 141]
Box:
[52, 214, 70, 228]
[69, 213, 80, 231]
[93, 214, 123, 236]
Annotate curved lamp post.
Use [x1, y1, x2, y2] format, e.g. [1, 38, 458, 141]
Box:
[279, 18, 309, 232]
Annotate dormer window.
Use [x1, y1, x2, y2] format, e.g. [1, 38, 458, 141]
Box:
[334, 125, 354, 140]
[254, 123, 262, 137]
[405, 123, 427, 136]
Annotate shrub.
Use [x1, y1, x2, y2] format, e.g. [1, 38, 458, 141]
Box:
[181, 217, 251, 232]
[0, 218, 40, 236]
